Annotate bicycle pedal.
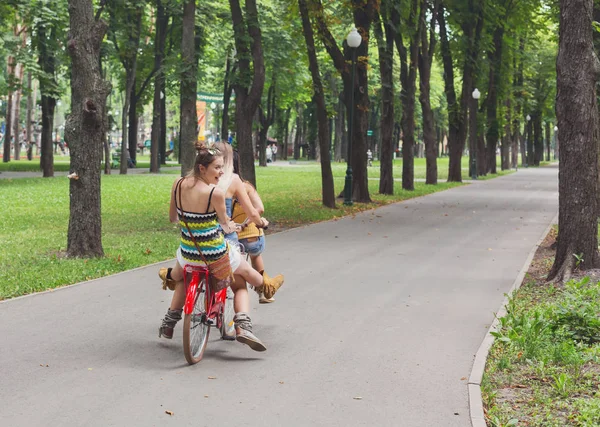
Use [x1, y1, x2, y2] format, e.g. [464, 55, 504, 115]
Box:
[205, 317, 217, 325]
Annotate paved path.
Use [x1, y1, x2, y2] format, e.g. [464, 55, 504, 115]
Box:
[0, 166, 557, 427]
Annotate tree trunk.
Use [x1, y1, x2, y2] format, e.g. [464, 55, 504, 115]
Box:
[40, 96, 55, 176]
[392, 0, 420, 191]
[128, 85, 138, 164]
[545, 121, 551, 162]
[418, 0, 439, 185]
[13, 61, 24, 161]
[26, 71, 33, 161]
[374, 6, 395, 194]
[65, 0, 111, 257]
[229, 0, 265, 187]
[526, 118, 533, 166]
[313, 0, 374, 203]
[3, 54, 14, 163]
[298, 0, 335, 207]
[438, 1, 484, 182]
[179, 0, 198, 176]
[485, 26, 505, 175]
[549, 0, 600, 281]
[221, 53, 234, 140]
[150, 0, 167, 173]
[160, 79, 167, 164]
[533, 113, 543, 166]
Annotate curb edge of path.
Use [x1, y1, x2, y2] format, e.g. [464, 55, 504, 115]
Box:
[468, 213, 558, 427]
[0, 258, 174, 305]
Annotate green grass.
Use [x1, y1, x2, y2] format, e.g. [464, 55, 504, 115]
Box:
[0, 166, 464, 299]
[483, 277, 600, 426]
[0, 155, 179, 172]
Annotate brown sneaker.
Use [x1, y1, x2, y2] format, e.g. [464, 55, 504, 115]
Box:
[258, 271, 284, 300]
[159, 267, 177, 291]
[234, 313, 266, 352]
[158, 308, 182, 339]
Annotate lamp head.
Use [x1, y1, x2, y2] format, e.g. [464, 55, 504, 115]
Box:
[346, 27, 362, 48]
[472, 88, 481, 100]
[554, 126, 558, 131]
[526, 115, 531, 121]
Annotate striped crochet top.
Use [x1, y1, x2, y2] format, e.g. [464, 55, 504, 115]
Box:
[176, 183, 227, 264]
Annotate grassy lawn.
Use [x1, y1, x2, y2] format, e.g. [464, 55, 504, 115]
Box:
[0, 154, 179, 172]
[0, 155, 523, 180]
[483, 230, 600, 427]
[0, 166, 465, 300]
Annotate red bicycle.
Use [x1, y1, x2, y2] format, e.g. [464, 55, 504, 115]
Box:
[182, 264, 235, 365]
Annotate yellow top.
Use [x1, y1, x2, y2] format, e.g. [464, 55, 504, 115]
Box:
[232, 199, 264, 240]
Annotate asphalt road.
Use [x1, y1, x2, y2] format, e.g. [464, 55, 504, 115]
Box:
[0, 166, 558, 427]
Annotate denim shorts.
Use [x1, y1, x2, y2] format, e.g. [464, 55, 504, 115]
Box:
[239, 235, 265, 256]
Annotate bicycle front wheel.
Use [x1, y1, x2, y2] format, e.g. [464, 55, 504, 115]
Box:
[183, 278, 210, 364]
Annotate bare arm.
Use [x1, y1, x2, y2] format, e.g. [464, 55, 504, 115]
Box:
[245, 182, 264, 215]
[233, 175, 264, 226]
[211, 187, 239, 234]
[169, 178, 181, 223]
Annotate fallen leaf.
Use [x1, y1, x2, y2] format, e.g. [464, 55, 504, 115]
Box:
[88, 368, 93, 371]
[460, 377, 467, 381]
[353, 397, 362, 400]
[279, 381, 284, 384]
[204, 395, 209, 398]
[208, 376, 217, 380]
[165, 410, 174, 416]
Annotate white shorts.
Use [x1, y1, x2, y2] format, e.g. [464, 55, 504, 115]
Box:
[176, 242, 241, 272]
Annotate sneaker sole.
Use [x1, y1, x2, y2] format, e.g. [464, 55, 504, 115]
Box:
[158, 327, 173, 339]
[236, 335, 267, 352]
[259, 297, 275, 304]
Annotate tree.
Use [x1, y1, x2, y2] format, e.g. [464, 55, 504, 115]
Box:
[438, 0, 485, 182]
[418, 0, 439, 185]
[298, 0, 335, 208]
[313, 0, 375, 203]
[179, 0, 198, 176]
[392, 0, 422, 191]
[373, 1, 395, 194]
[65, 0, 111, 257]
[108, 0, 143, 175]
[150, 0, 170, 173]
[548, 0, 599, 281]
[229, 0, 265, 187]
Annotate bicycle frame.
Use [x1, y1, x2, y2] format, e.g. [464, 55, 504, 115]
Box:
[183, 265, 228, 328]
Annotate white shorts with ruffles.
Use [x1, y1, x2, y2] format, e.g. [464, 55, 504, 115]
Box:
[176, 242, 241, 272]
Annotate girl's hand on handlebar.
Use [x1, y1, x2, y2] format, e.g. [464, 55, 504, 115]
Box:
[258, 217, 269, 229]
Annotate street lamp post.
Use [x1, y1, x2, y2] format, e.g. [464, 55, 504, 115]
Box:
[554, 125, 558, 160]
[470, 88, 480, 180]
[344, 27, 362, 206]
[526, 114, 531, 167]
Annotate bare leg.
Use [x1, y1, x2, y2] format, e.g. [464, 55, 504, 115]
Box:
[169, 262, 185, 310]
[234, 257, 263, 287]
[231, 274, 249, 313]
[250, 254, 264, 273]
[158, 262, 185, 339]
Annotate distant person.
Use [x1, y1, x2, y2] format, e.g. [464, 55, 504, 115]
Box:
[271, 144, 278, 162]
[367, 149, 373, 167]
[266, 145, 272, 163]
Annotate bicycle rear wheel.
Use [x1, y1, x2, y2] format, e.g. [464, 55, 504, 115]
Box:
[183, 278, 210, 364]
[220, 286, 236, 340]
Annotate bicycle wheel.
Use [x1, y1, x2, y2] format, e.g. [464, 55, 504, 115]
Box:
[183, 278, 210, 365]
[220, 286, 236, 340]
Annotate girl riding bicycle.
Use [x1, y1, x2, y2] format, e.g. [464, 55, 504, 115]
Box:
[158, 143, 284, 351]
